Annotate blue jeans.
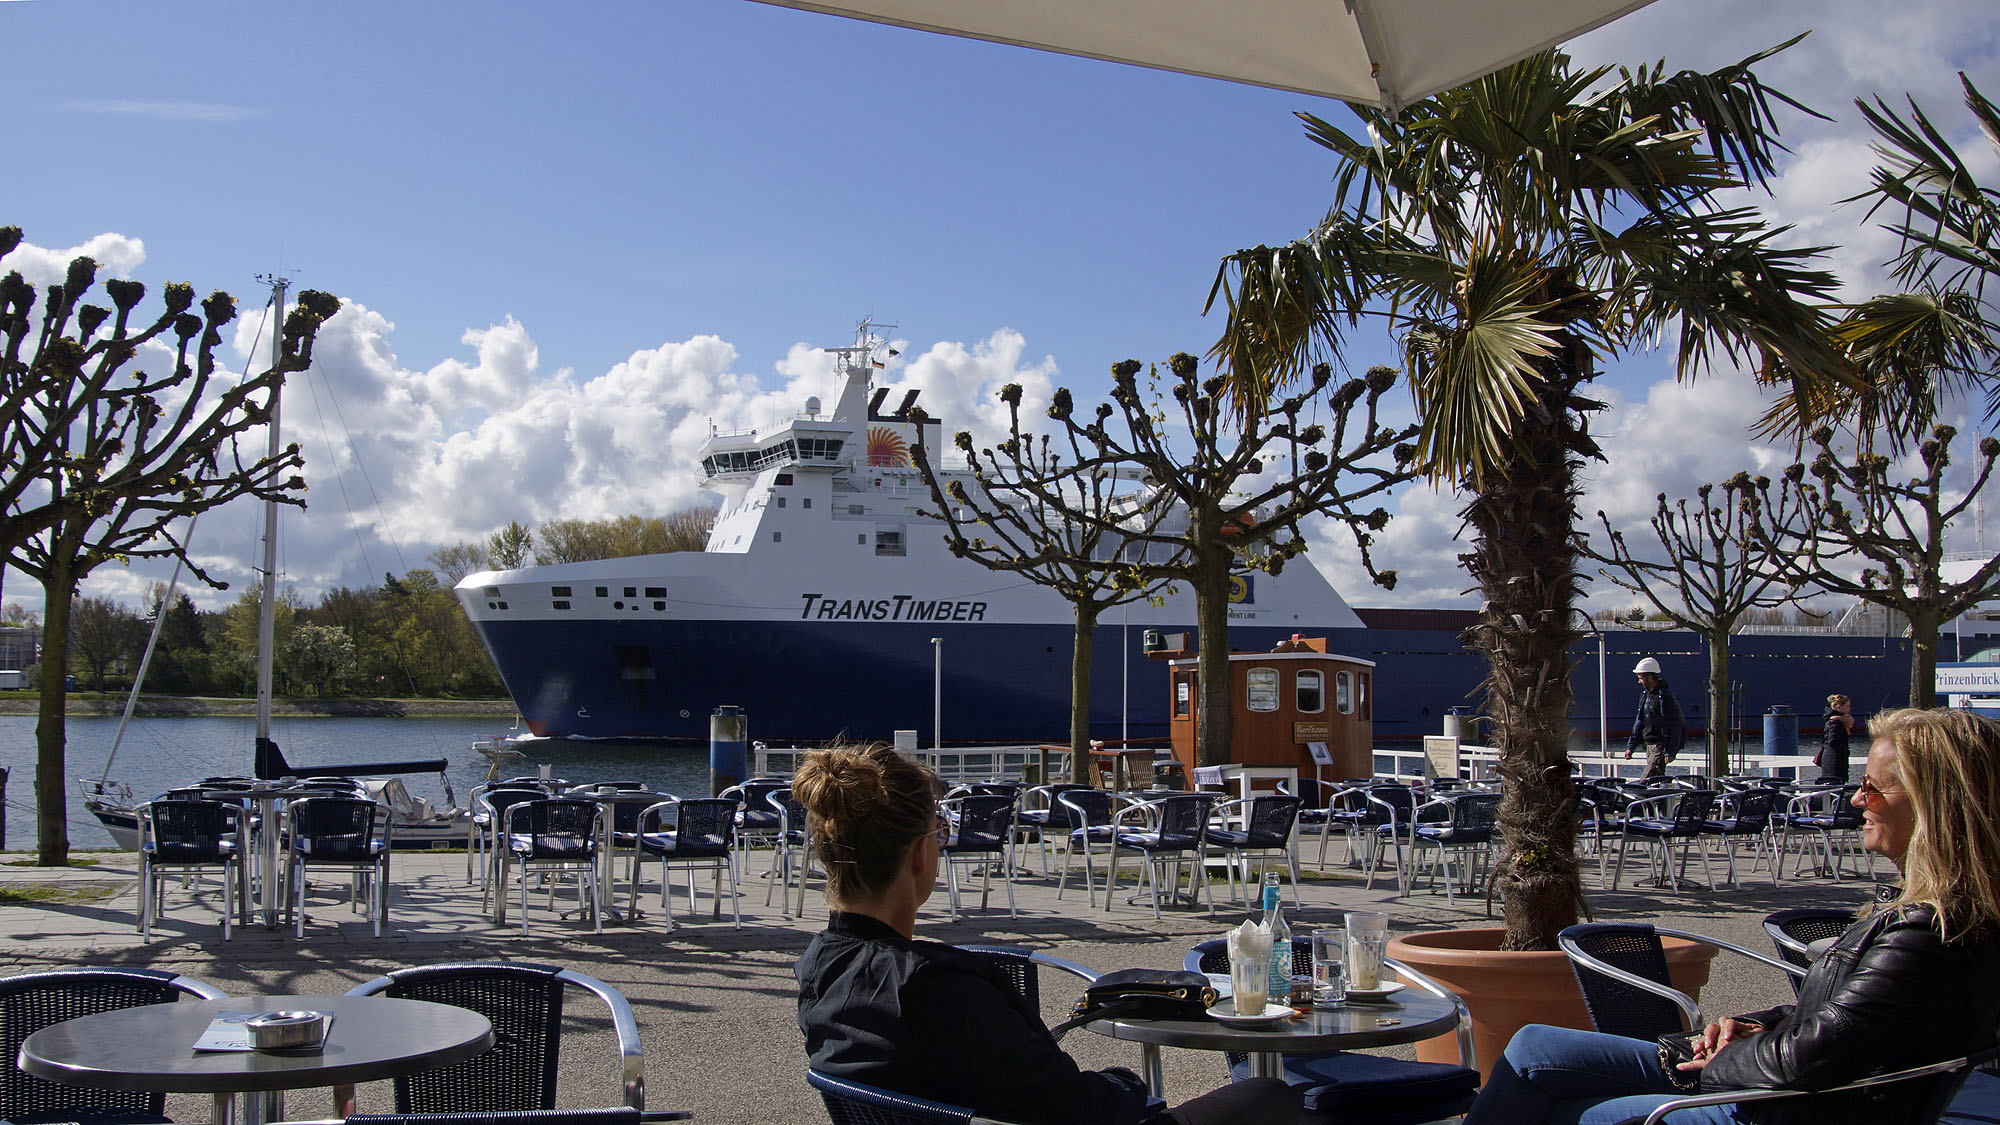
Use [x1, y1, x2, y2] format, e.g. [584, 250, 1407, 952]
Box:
[1463, 1025, 1748, 1125]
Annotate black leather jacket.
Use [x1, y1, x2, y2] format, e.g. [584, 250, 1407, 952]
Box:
[1700, 903, 2000, 1124]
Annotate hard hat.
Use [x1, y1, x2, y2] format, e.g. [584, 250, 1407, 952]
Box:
[1633, 657, 1662, 675]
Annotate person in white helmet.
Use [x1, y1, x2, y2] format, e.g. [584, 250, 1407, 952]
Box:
[1624, 657, 1685, 779]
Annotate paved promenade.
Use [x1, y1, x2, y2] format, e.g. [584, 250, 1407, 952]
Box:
[0, 843, 1883, 1124]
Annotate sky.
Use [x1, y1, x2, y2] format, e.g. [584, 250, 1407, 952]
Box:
[3, 0, 1999, 623]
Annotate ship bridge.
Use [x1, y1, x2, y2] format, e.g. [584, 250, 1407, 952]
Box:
[698, 419, 850, 484]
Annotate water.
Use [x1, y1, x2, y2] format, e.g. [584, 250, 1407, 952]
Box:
[0, 715, 718, 849]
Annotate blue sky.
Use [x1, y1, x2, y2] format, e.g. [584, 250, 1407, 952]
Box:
[4, 0, 1999, 618]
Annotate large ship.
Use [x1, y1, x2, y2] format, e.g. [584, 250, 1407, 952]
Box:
[454, 323, 1920, 745]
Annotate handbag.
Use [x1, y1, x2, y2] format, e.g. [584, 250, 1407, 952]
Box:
[1048, 968, 1218, 1040]
[1657, 1031, 1703, 1092]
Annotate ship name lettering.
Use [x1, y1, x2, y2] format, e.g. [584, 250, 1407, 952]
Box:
[798, 593, 987, 622]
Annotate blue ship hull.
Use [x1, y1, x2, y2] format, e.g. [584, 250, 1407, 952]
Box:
[467, 613, 1917, 744]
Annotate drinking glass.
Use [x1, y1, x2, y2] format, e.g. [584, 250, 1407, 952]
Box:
[1310, 928, 1346, 1004]
[1346, 911, 1389, 991]
[1229, 948, 1271, 1015]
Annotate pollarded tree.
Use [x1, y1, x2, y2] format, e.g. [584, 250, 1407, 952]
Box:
[910, 385, 1179, 781]
[1591, 473, 1808, 775]
[921, 353, 1414, 769]
[1, 241, 337, 863]
[1760, 425, 2000, 705]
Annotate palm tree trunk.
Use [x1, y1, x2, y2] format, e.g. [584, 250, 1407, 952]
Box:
[1468, 356, 1586, 951]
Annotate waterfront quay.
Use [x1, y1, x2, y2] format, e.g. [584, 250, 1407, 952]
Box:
[0, 846, 1879, 1124]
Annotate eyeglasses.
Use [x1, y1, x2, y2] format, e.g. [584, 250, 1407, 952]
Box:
[1857, 775, 1903, 801]
[934, 809, 951, 847]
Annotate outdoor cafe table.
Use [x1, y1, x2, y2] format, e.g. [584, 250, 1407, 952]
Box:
[197, 780, 314, 930]
[1084, 986, 1459, 1097]
[19, 993, 493, 1125]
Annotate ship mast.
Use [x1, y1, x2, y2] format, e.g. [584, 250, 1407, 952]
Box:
[253, 275, 288, 748]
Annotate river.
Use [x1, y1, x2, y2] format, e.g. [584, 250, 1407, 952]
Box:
[0, 715, 718, 849]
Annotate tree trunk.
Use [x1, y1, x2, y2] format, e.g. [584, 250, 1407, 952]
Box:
[35, 553, 76, 867]
[1195, 551, 1236, 768]
[1705, 628, 1732, 777]
[1908, 609, 1944, 708]
[1069, 602, 1099, 785]
[1467, 360, 1586, 951]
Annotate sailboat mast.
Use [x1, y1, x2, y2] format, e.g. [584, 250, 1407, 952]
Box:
[254, 277, 288, 743]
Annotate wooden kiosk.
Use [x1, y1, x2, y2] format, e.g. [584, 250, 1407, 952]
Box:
[1155, 633, 1375, 787]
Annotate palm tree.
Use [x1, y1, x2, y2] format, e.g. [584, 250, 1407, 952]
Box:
[1208, 41, 1853, 949]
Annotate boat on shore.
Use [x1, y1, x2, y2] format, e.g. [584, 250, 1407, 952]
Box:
[454, 321, 1921, 747]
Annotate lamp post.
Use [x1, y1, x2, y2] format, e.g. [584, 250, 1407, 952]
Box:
[931, 637, 943, 751]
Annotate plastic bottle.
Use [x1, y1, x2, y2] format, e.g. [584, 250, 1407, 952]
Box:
[1262, 872, 1291, 1002]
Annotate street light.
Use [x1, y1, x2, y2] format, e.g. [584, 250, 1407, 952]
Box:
[931, 637, 943, 751]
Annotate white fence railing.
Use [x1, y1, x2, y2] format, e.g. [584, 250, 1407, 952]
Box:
[755, 742, 1827, 785]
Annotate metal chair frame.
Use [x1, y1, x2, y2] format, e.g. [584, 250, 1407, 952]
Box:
[1613, 790, 1720, 891]
[1624, 1047, 1997, 1125]
[470, 785, 549, 892]
[1780, 785, 1872, 881]
[1405, 791, 1500, 904]
[767, 787, 815, 918]
[1103, 793, 1216, 919]
[0, 967, 227, 1123]
[285, 795, 393, 939]
[137, 798, 241, 942]
[1051, 789, 1119, 908]
[938, 793, 1018, 921]
[1558, 922, 1804, 1038]
[1204, 794, 1303, 910]
[1761, 907, 1856, 995]
[1014, 783, 1095, 876]
[345, 961, 647, 1113]
[1698, 787, 1781, 888]
[501, 798, 603, 936]
[631, 797, 741, 931]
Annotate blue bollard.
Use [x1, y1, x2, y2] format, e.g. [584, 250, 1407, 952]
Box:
[1763, 705, 1799, 756]
[710, 705, 749, 796]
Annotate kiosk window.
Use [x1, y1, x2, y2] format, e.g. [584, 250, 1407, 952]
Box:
[1296, 670, 1324, 714]
[1336, 671, 1355, 714]
[1246, 667, 1280, 713]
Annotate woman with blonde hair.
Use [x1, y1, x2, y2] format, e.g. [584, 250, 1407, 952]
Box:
[1815, 693, 1856, 783]
[1461, 707, 2000, 1124]
[792, 742, 1293, 1125]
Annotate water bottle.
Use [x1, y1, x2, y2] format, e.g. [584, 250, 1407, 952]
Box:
[1263, 872, 1291, 1002]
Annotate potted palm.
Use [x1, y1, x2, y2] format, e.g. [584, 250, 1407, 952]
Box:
[1210, 39, 1852, 1071]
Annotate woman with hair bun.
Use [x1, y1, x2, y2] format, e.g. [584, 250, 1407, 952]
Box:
[793, 742, 1293, 1125]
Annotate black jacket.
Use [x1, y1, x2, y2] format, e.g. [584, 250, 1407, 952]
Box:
[1700, 903, 2000, 1124]
[1627, 678, 1686, 755]
[796, 911, 1153, 1125]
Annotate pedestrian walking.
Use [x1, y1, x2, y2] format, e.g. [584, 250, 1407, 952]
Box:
[1623, 657, 1685, 780]
[1817, 693, 1856, 782]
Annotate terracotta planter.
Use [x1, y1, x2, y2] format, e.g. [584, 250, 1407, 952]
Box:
[1387, 927, 1718, 1081]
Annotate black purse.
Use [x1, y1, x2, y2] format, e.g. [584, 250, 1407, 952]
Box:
[1657, 1031, 1703, 1092]
[1049, 968, 1219, 1040]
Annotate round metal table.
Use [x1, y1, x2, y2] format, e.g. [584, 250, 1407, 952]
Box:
[19, 993, 493, 1125]
[1084, 986, 1461, 1096]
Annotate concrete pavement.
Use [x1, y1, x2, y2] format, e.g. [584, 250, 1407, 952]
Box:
[0, 838, 1884, 1124]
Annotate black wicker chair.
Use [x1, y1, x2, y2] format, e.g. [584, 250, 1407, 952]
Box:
[1104, 793, 1216, 918]
[344, 962, 653, 1114]
[1761, 907, 1857, 995]
[1557, 922, 1803, 1039]
[285, 795, 392, 938]
[0, 967, 227, 1125]
[137, 798, 241, 941]
[938, 793, 1018, 920]
[632, 797, 740, 930]
[1205, 794, 1304, 910]
[1184, 939, 1478, 1125]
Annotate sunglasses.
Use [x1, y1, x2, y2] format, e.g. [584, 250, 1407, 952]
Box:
[1857, 775, 1902, 801]
[933, 809, 951, 846]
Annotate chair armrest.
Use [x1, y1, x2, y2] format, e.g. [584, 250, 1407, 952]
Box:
[559, 968, 647, 1110]
[635, 800, 679, 834]
[958, 944, 1103, 984]
[1623, 793, 1681, 819]
[1623, 1049, 1993, 1125]
[1385, 957, 1476, 1072]
[1653, 927, 1808, 981]
[1559, 941, 1701, 1030]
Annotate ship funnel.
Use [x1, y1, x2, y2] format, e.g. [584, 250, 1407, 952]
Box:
[894, 389, 919, 417]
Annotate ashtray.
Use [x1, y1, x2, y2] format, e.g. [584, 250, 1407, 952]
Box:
[246, 1011, 326, 1050]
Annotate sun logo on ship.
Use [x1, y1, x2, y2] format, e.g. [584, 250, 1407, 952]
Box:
[867, 427, 910, 467]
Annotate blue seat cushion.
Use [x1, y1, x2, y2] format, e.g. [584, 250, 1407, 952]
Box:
[1229, 1052, 1478, 1118]
[7, 1112, 174, 1125]
[1944, 1068, 2000, 1125]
